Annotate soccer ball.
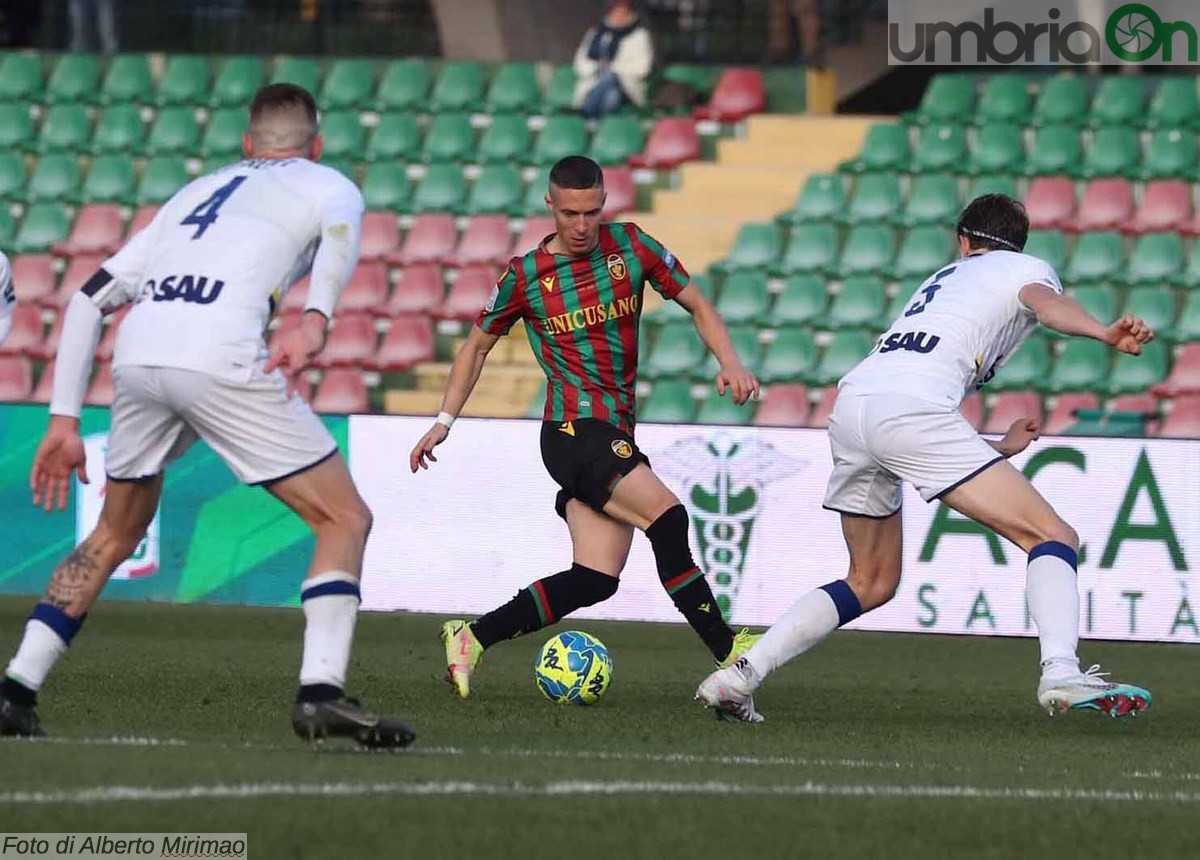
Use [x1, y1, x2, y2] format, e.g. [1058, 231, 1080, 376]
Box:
[534, 630, 613, 705]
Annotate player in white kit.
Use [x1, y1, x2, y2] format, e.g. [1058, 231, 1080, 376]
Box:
[697, 194, 1154, 722]
[0, 250, 14, 345]
[0, 84, 415, 748]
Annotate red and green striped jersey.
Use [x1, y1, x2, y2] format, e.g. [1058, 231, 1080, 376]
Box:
[477, 222, 689, 433]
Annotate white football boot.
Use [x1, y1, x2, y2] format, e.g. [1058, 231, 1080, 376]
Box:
[695, 657, 765, 723]
[1037, 663, 1152, 718]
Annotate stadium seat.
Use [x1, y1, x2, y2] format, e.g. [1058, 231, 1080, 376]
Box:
[486, 63, 539, 113]
[391, 214, 457, 266]
[533, 115, 588, 166]
[629, 118, 700, 169]
[975, 75, 1030, 124]
[879, 287, 911, 325]
[755, 328, 815, 385]
[321, 111, 366, 160]
[1032, 75, 1089, 126]
[1153, 342, 1200, 396]
[12, 254, 57, 305]
[1081, 127, 1140, 178]
[772, 274, 827, 326]
[512, 216, 554, 257]
[1062, 178, 1133, 233]
[85, 363, 114, 406]
[0, 103, 35, 151]
[753, 383, 810, 426]
[0, 357, 34, 401]
[886, 227, 954, 280]
[430, 61, 485, 112]
[543, 65, 578, 112]
[312, 369, 369, 414]
[1044, 392, 1100, 435]
[366, 113, 420, 163]
[1025, 177, 1077, 230]
[780, 173, 845, 225]
[339, 263, 391, 315]
[900, 174, 960, 227]
[641, 380, 696, 424]
[52, 203, 123, 256]
[451, 215, 512, 267]
[14, 204, 70, 254]
[602, 166, 635, 217]
[807, 386, 838, 428]
[477, 114, 532, 164]
[1049, 339, 1109, 392]
[1175, 295, 1200, 344]
[376, 59, 429, 111]
[1108, 339, 1168, 394]
[200, 108, 247, 160]
[911, 123, 968, 173]
[811, 331, 872, 386]
[136, 156, 189, 205]
[51, 253, 103, 308]
[26, 154, 81, 203]
[716, 222, 781, 272]
[696, 388, 754, 425]
[697, 325, 760, 380]
[280, 276, 309, 313]
[0, 53, 42, 102]
[1023, 230, 1067, 271]
[1063, 231, 1124, 283]
[992, 333, 1051, 390]
[46, 55, 99, 103]
[1123, 286, 1176, 338]
[0, 153, 26, 200]
[358, 212, 401, 262]
[102, 54, 153, 104]
[436, 264, 496, 320]
[467, 164, 524, 215]
[211, 56, 263, 107]
[386, 264, 444, 316]
[714, 270, 770, 324]
[1159, 396, 1200, 438]
[321, 59, 374, 109]
[147, 108, 201, 156]
[694, 69, 765, 122]
[30, 361, 55, 403]
[960, 393, 984, 430]
[984, 391, 1043, 434]
[1066, 284, 1118, 327]
[910, 75, 975, 124]
[361, 163, 411, 211]
[126, 204, 159, 237]
[841, 173, 901, 224]
[1180, 247, 1200, 288]
[314, 314, 377, 368]
[966, 173, 1018, 201]
[1142, 129, 1197, 180]
[1147, 76, 1200, 129]
[409, 164, 467, 213]
[643, 322, 705, 379]
[967, 123, 1025, 175]
[521, 166, 552, 216]
[589, 115, 646, 165]
[1089, 76, 1144, 127]
[1124, 235, 1184, 287]
[271, 57, 320, 93]
[835, 225, 896, 277]
[841, 123, 909, 173]
[92, 104, 146, 154]
[1025, 126, 1081, 176]
[1123, 180, 1191, 234]
[827, 276, 886, 329]
[0, 305, 44, 357]
[82, 154, 135, 204]
[158, 55, 210, 106]
[370, 313, 435, 371]
[772, 223, 839, 276]
[422, 113, 476, 163]
[38, 104, 91, 153]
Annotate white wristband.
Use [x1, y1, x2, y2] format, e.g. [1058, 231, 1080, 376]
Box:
[436, 411, 456, 429]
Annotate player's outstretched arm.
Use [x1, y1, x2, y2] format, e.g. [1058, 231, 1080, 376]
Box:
[1020, 284, 1155, 354]
[409, 325, 502, 472]
[673, 284, 760, 405]
[987, 417, 1040, 459]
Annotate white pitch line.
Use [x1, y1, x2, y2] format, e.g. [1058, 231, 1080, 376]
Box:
[3, 780, 1200, 805]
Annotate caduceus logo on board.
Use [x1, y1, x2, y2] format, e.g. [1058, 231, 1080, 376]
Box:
[653, 434, 806, 616]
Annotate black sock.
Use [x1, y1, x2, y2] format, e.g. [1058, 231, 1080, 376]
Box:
[471, 564, 619, 649]
[646, 505, 735, 661]
[1, 675, 37, 708]
[296, 683, 342, 703]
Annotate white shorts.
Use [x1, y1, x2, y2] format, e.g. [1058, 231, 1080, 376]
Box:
[105, 365, 338, 485]
[822, 390, 1003, 518]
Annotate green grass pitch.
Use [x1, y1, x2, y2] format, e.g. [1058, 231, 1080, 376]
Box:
[1, 597, 1197, 858]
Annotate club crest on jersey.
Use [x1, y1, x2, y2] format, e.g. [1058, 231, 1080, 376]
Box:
[606, 254, 627, 281]
[662, 249, 676, 269]
[540, 275, 556, 293]
[611, 439, 633, 459]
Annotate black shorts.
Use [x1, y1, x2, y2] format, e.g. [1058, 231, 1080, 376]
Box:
[540, 418, 650, 519]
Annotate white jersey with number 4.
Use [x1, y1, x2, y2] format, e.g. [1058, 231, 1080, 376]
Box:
[96, 158, 363, 379]
[839, 250, 1062, 409]
[0, 250, 14, 345]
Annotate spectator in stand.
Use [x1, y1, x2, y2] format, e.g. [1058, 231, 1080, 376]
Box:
[573, 0, 655, 119]
[768, 0, 823, 65]
[69, 0, 119, 53]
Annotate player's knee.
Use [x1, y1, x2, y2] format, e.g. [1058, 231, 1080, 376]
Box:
[1027, 518, 1079, 553]
[571, 564, 619, 606]
[336, 500, 373, 543]
[644, 504, 695, 573]
[847, 563, 901, 611]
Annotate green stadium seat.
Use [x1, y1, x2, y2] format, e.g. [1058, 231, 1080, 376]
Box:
[521, 167, 552, 216]
[430, 62, 485, 112]
[1175, 292, 1200, 340]
[158, 55, 210, 106]
[828, 276, 886, 329]
[1107, 340, 1168, 394]
[137, 156, 189, 205]
[467, 165, 523, 215]
[367, 113, 421, 162]
[201, 108, 247, 160]
[532, 115, 587, 166]
[1033, 75, 1089, 126]
[486, 63, 539, 113]
[640, 379, 696, 423]
[1142, 129, 1197, 180]
[26, 154, 81, 202]
[361, 162, 412, 211]
[645, 273, 710, 327]
[779, 173, 845, 225]
[422, 113, 476, 163]
[911, 75, 975, 124]
[1050, 339, 1109, 392]
[271, 57, 320, 93]
[714, 270, 770, 324]
[1124, 233, 1184, 286]
[1123, 287, 1176, 339]
[101, 54, 153, 104]
[321, 159, 358, 184]
[377, 59, 429, 111]
[1147, 77, 1200, 129]
[0, 208, 13, 247]
[841, 173, 902, 224]
[969, 123, 1025, 175]
[992, 333, 1052, 391]
[1023, 230, 1067, 271]
[320, 111, 365, 160]
[698, 325, 761, 380]
[321, 59, 374, 109]
[717, 222, 782, 272]
[773, 274, 828, 325]
[835, 225, 896, 277]
[966, 173, 1018, 200]
[37, 105, 91, 153]
[410, 164, 467, 213]
[760, 327, 817, 383]
[1066, 284, 1118, 328]
[661, 64, 721, 96]
[92, 105, 146, 154]
[0, 53, 42, 102]
[812, 331, 872, 386]
[0, 153, 25, 200]
[912, 123, 968, 173]
[477, 114, 532, 164]
[211, 57, 264, 107]
[12, 203, 70, 253]
[842, 122, 909, 172]
[589, 115, 645, 165]
[82, 154, 135, 204]
[1025, 126, 1081, 176]
[771, 223, 839, 276]
[0, 103, 35, 151]
[46, 55, 99, 103]
[696, 388, 754, 425]
[543, 65, 577, 112]
[886, 227, 954, 280]
[1064, 231, 1124, 283]
[147, 108, 200, 156]
[643, 322, 705, 379]
[1180, 247, 1200, 289]
[1080, 127, 1140, 178]
[899, 174, 960, 226]
[1089, 76, 1145, 127]
[975, 75, 1030, 124]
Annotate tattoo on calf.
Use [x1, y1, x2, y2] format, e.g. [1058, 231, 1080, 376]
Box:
[44, 542, 100, 611]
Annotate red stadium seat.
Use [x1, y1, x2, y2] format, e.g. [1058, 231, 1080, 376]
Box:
[84, 363, 113, 406]
[436, 264, 496, 321]
[386, 263, 444, 315]
[1152, 343, 1200, 397]
[753, 383, 809, 426]
[1110, 393, 1158, 414]
[281, 276, 309, 313]
[126, 205, 159, 238]
[31, 360, 55, 403]
[960, 393, 984, 429]
[1024, 177, 1076, 230]
[358, 212, 401, 262]
[52, 204, 125, 258]
[0, 356, 33, 401]
[694, 69, 765, 122]
[602, 166, 636, 218]
[451, 215, 512, 267]
[511, 217, 554, 257]
[314, 313, 377, 368]
[388, 213, 457, 266]
[339, 262, 391, 315]
[49, 254, 105, 309]
[1044, 392, 1099, 435]
[14, 254, 59, 306]
[0, 306, 44, 357]
[369, 313, 434, 371]
[1061, 179, 1134, 233]
[95, 306, 127, 362]
[1159, 395, 1200, 438]
[629, 118, 700, 170]
[312, 368, 368, 414]
[1123, 180, 1192, 235]
[806, 386, 837, 429]
[984, 391, 1042, 434]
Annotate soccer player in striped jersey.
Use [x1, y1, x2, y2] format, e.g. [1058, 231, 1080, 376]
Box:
[411, 155, 762, 701]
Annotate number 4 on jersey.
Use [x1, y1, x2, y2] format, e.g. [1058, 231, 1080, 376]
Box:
[180, 175, 246, 239]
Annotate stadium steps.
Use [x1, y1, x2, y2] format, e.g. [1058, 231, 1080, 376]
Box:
[383, 388, 527, 418]
[413, 360, 544, 400]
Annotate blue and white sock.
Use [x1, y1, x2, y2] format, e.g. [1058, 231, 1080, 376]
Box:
[1027, 541, 1081, 679]
[299, 571, 360, 691]
[744, 580, 863, 679]
[5, 603, 85, 693]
